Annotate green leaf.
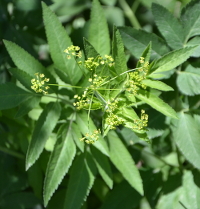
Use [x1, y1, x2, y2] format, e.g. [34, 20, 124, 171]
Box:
[172, 112, 200, 169]
[88, 0, 110, 55]
[152, 3, 184, 50]
[179, 170, 200, 209]
[118, 27, 169, 59]
[3, 40, 57, 92]
[100, 181, 141, 209]
[107, 131, 143, 195]
[135, 90, 177, 119]
[112, 27, 127, 76]
[186, 36, 200, 57]
[76, 111, 109, 156]
[26, 102, 61, 170]
[8, 68, 34, 91]
[71, 123, 84, 152]
[0, 83, 32, 110]
[44, 123, 76, 207]
[136, 42, 152, 68]
[63, 153, 97, 209]
[83, 38, 99, 59]
[15, 96, 41, 118]
[3, 40, 45, 75]
[42, 2, 82, 85]
[90, 146, 113, 189]
[149, 46, 197, 74]
[176, 65, 200, 95]
[142, 79, 174, 91]
[181, 0, 200, 42]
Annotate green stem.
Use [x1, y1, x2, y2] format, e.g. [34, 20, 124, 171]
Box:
[0, 146, 24, 159]
[119, 0, 141, 29]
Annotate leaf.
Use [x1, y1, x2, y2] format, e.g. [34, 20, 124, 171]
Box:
[15, 96, 41, 118]
[88, 0, 110, 55]
[83, 38, 99, 59]
[112, 26, 127, 76]
[118, 27, 169, 59]
[44, 123, 76, 207]
[63, 153, 97, 209]
[179, 170, 200, 209]
[181, 0, 200, 41]
[186, 36, 200, 57]
[90, 146, 113, 189]
[42, 2, 82, 85]
[149, 46, 197, 74]
[76, 111, 109, 156]
[26, 102, 61, 170]
[176, 65, 200, 95]
[71, 123, 84, 152]
[0, 83, 32, 110]
[136, 42, 152, 68]
[152, 3, 184, 50]
[100, 181, 141, 209]
[3, 40, 57, 92]
[142, 79, 174, 91]
[135, 90, 178, 119]
[107, 131, 143, 195]
[8, 68, 34, 91]
[172, 112, 200, 169]
[3, 40, 45, 75]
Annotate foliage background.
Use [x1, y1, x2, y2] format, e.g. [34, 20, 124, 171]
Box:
[1, 0, 200, 209]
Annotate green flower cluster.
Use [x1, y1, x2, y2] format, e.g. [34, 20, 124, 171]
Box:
[79, 55, 115, 71]
[64, 45, 82, 59]
[31, 73, 50, 94]
[80, 129, 101, 144]
[126, 57, 149, 95]
[133, 110, 148, 130]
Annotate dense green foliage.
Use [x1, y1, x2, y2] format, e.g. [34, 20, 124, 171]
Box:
[1, 0, 200, 208]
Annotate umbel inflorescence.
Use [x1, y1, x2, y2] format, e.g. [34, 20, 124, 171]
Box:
[31, 45, 149, 144]
[31, 73, 50, 94]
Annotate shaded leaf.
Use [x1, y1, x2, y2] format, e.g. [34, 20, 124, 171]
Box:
[0, 83, 32, 110]
[88, 0, 110, 55]
[118, 27, 169, 59]
[152, 3, 184, 50]
[9, 68, 34, 91]
[44, 123, 76, 206]
[176, 65, 200, 95]
[90, 146, 113, 189]
[26, 102, 61, 170]
[136, 90, 177, 119]
[15, 96, 41, 118]
[100, 181, 141, 209]
[172, 112, 200, 169]
[83, 38, 99, 59]
[107, 131, 143, 195]
[63, 153, 97, 209]
[71, 123, 85, 152]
